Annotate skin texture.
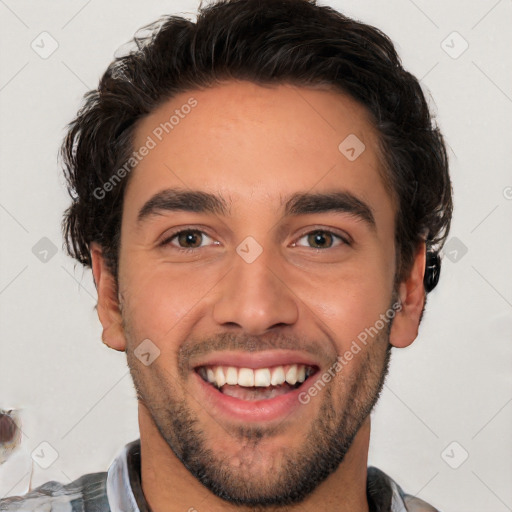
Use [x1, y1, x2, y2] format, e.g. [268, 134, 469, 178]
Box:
[91, 81, 426, 512]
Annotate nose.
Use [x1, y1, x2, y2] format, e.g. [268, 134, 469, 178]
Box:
[212, 246, 299, 335]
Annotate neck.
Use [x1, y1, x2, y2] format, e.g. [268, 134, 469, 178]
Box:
[139, 403, 370, 512]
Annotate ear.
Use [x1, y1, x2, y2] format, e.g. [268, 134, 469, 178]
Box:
[90, 242, 126, 352]
[389, 241, 426, 348]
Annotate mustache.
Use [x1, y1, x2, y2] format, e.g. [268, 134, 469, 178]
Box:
[178, 331, 335, 377]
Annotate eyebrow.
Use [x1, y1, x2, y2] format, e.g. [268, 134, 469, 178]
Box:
[136, 188, 376, 230]
[137, 189, 229, 223]
[283, 191, 376, 230]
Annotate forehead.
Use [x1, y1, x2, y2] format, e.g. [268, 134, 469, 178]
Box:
[125, 81, 393, 223]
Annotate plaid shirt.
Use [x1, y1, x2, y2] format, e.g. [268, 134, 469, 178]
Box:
[0, 439, 439, 512]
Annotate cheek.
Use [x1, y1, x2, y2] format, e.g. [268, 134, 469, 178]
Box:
[120, 260, 221, 343]
[295, 262, 393, 347]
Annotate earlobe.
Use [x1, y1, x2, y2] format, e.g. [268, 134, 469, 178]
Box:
[91, 242, 126, 352]
[389, 242, 427, 348]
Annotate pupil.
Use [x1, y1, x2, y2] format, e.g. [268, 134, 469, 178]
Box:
[309, 231, 331, 248]
[180, 230, 201, 248]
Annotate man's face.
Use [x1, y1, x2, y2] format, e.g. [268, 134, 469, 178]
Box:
[113, 82, 400, 505]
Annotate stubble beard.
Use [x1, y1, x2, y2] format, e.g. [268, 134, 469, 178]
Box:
[124, 311, 393, 508]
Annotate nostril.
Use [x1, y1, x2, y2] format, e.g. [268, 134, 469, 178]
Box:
[0, 413, 18, 444]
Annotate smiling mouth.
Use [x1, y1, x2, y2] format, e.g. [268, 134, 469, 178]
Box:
[196, 363, 319, 401]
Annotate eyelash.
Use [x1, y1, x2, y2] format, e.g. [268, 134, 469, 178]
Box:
[159, 228, 351, 253]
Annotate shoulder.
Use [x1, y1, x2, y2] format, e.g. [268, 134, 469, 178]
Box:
[367, 466, 441, 512]
[0, 471, 109, 512]
[400, 493, 441, 512]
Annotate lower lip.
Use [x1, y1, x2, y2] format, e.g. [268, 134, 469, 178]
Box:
[193, 371, 312, 423]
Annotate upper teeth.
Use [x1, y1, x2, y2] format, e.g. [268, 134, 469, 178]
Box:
[199, 364, 314, 388]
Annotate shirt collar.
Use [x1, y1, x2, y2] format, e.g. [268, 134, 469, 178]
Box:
[106, 439, 149, 512]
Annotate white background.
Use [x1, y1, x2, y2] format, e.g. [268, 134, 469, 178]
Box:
[0, 1, 511, 511]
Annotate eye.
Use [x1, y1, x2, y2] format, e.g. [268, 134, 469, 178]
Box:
[294, 229, 350, 249]
[160, 229, 218, 251]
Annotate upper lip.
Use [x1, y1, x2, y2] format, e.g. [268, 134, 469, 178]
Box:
[192, 350, 321, 370]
